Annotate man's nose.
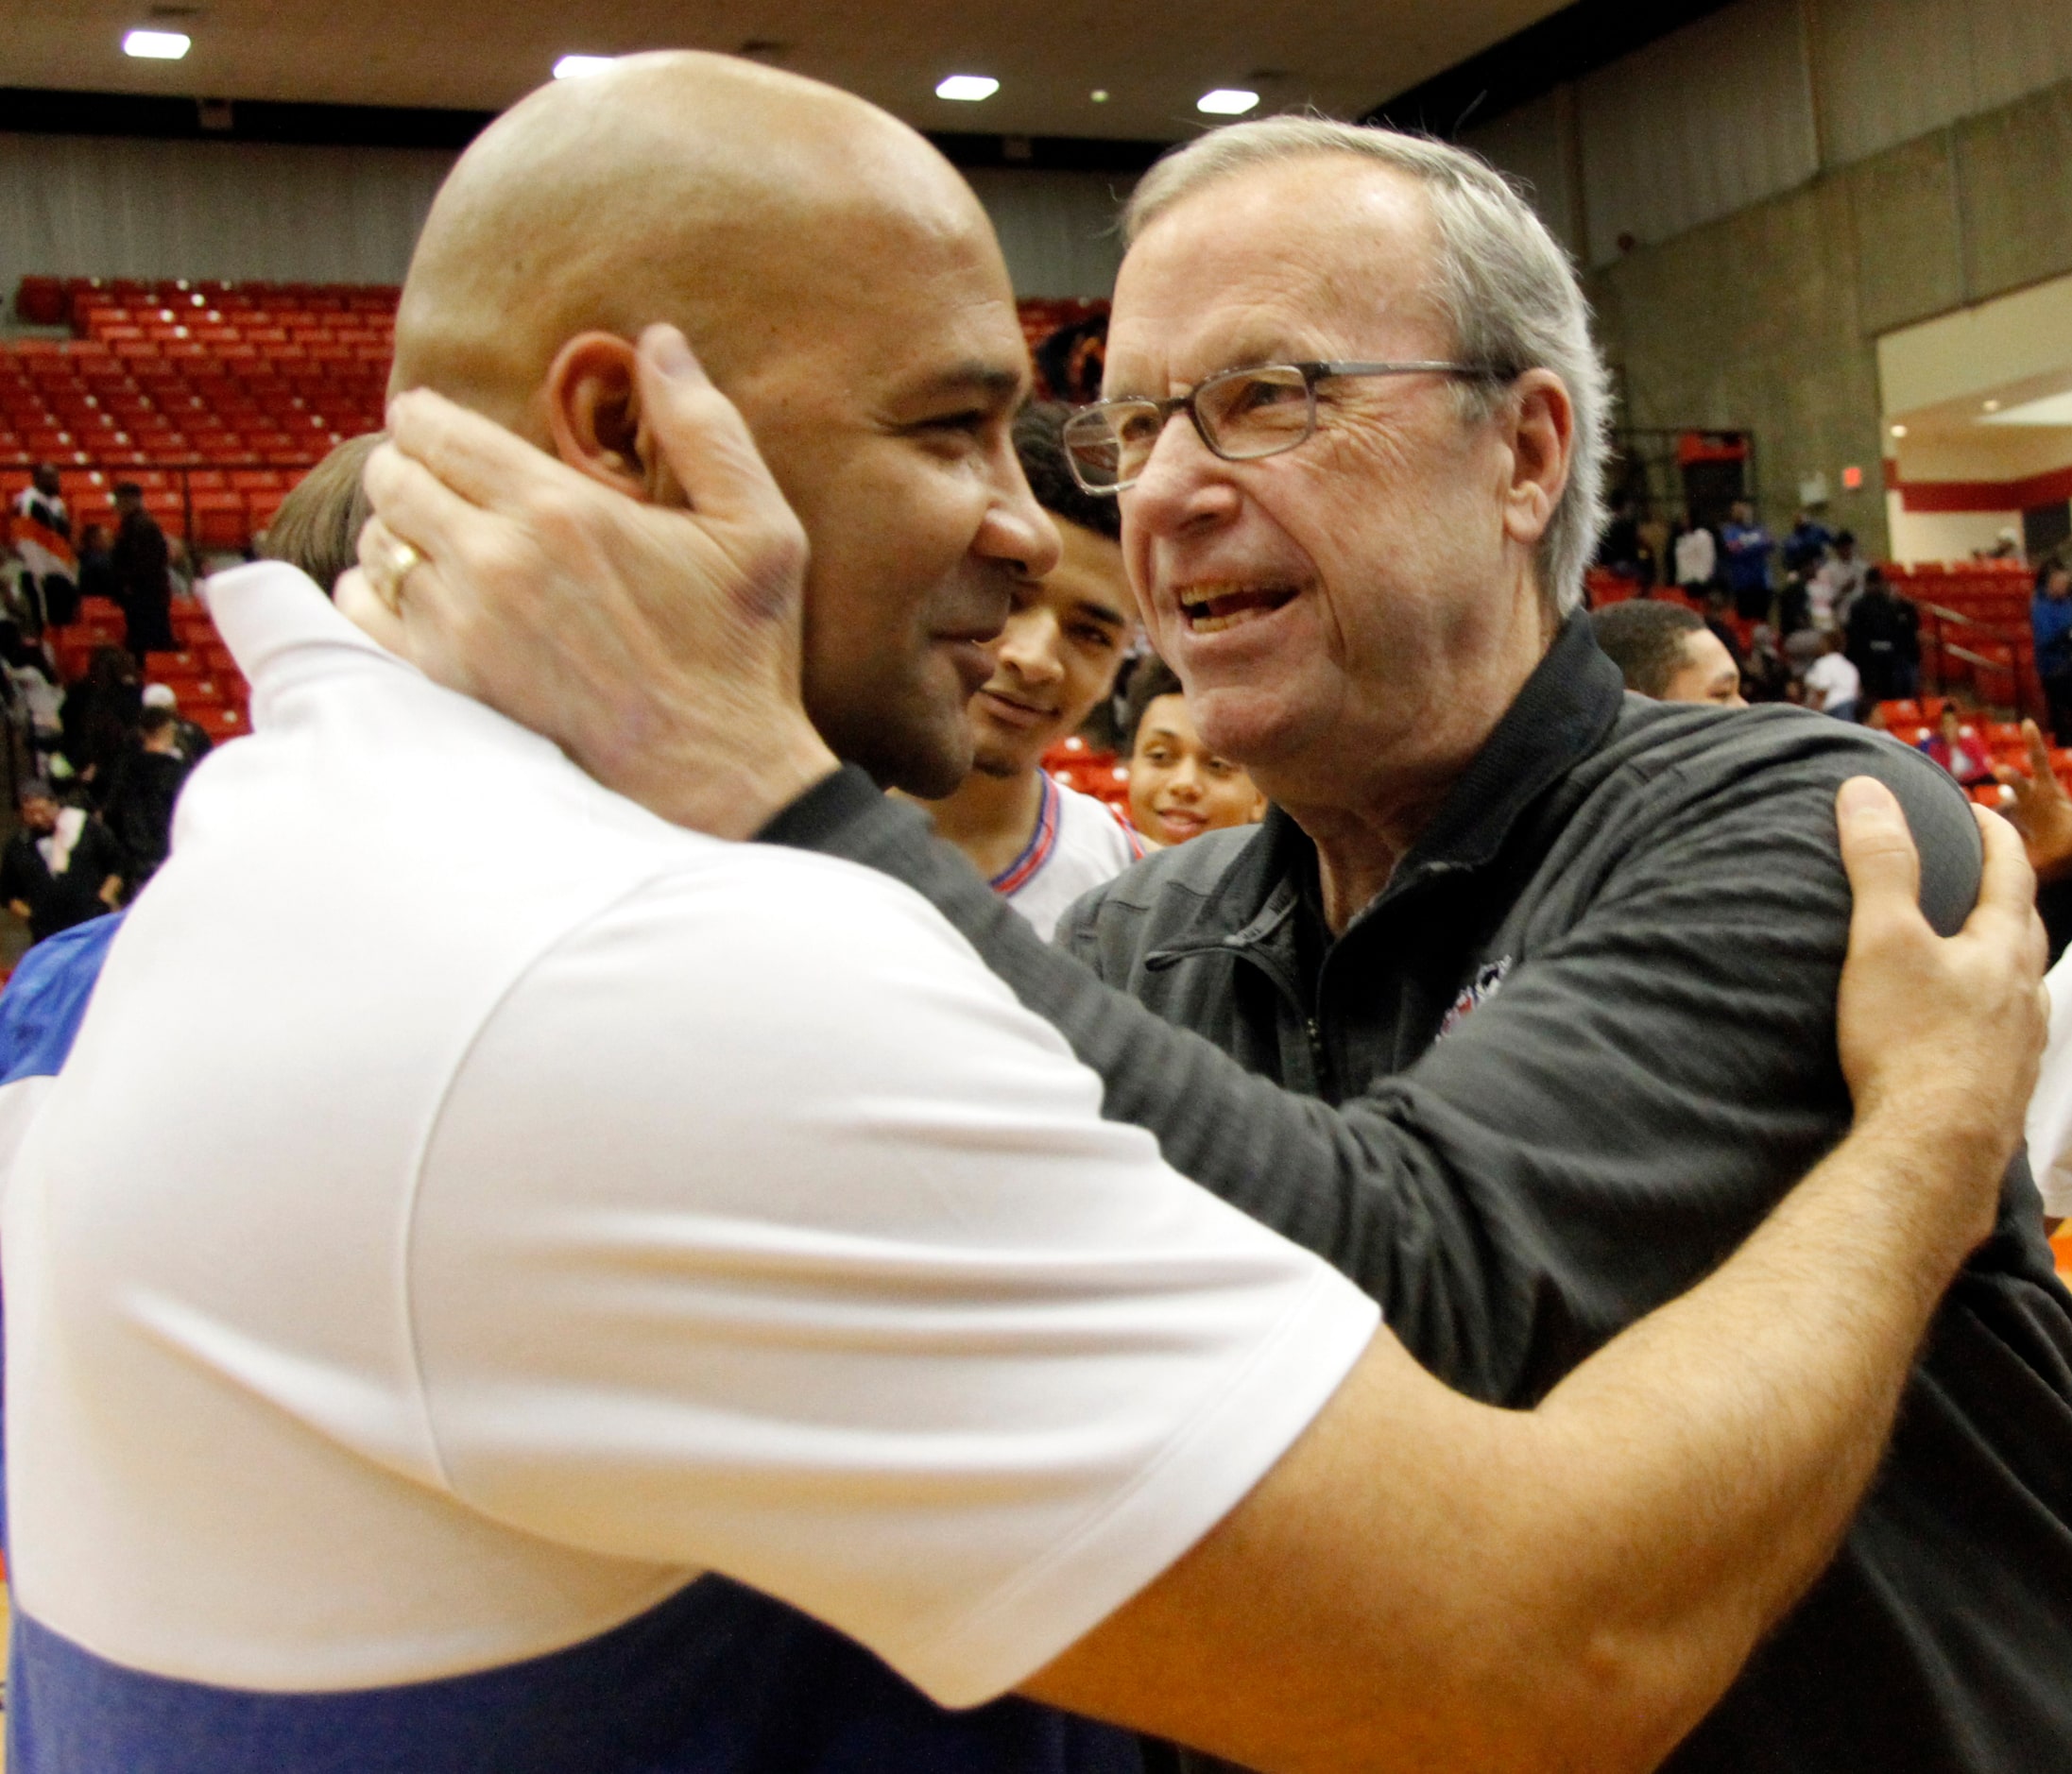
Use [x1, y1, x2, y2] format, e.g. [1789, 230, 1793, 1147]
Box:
[1166, 757, 1205, 799]
[997, 610, 1064, 686]
[1122, 417, 1236, 536]
[978, 458, 1062, 580]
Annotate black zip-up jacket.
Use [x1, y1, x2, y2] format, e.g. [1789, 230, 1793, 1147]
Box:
[762, 615, 2072, 1769]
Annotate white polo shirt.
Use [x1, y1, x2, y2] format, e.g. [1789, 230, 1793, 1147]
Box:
[0, 561, 1377, 1771]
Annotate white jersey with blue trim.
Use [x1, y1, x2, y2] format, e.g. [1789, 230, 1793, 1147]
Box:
[991, 775, 1144, 943]
[0, 561, 1378, 1774]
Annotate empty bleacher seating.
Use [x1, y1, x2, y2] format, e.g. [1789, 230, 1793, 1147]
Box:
[2, 274, 397, 553]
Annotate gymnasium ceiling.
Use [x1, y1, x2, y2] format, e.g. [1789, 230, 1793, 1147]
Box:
[6, 0, 1572, 146]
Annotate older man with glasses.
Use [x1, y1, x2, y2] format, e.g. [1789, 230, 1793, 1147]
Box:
[339, 109, 2072, 1773]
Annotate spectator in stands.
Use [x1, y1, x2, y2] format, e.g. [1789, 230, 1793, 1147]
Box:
[1590, 599, 1745, 706]
[1700, 583, 1744, 663]
[111, 481, 176, 658]
[11, 463, 78, 630]
[1782, 508, 1833, 575]
[1922, 707, 1994, 787]
[75, 521, 116, 608]
[2034, 558, 2072, 744]
[1670, 513, 1716, 592]
[1741, 619, 1792, 702]
[141, 682, 212, 763]
[1810, 530, 1868, 630]
[1989, 718, 2072, 960]
[1804, 629, 1861, 721]
[1721, 499, 1774, 620]
[1122, 656, 1267, 845]
[100, 705, 191, 890]
[0, 784, 123, 944]
[59, 643, 141, 796]
[1593, 488, 1646, 583]
[1844, 565, 1919, 701]
[906, 404, 1140, 937]
[263, 432, 384, 595]
[1, 620, 65, 763]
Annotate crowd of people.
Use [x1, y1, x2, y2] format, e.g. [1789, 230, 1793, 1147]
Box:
[1594, 501, 1937, 715]
[1593, 502, 2072, 826]
[0, 54, 2063, 1774]
[0, 463, 215, 949]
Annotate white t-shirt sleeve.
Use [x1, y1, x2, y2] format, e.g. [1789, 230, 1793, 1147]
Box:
[2028, 949, 2072, 1220]
[407, 851, 1378, 1708]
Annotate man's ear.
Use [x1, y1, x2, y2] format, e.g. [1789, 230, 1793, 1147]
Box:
[1499, 368, 1574, 552]
[543, 332, 672, 503]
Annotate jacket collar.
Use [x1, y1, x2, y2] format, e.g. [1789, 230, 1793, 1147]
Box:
[1150, 610, 1625, 957]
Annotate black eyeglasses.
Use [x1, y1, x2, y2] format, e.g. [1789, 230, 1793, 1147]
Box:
[1060, 359, 1515, 494]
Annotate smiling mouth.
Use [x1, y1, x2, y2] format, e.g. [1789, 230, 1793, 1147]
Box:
[1178, 583, 1301, 634]
[978, 688, 1056, 725]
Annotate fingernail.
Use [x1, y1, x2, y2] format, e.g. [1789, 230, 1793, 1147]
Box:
[1838, 776, 1892, 820]
[646, 326, 698, 379]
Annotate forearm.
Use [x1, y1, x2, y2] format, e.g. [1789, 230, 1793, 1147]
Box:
[1034, 1115, 1987, 1774]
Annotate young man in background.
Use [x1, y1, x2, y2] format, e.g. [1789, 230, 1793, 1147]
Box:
[1590, 600, 1745, 708]
[910, 402, 1142, 936]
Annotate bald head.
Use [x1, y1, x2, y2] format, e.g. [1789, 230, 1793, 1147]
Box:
[389, 51, 1053, 799]
[393, 51, 991, 432]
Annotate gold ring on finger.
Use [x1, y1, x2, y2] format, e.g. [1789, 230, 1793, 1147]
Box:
[368, 531, 425, 611]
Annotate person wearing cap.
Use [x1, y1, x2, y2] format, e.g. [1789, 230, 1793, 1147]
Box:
[142, 682, 213, 764]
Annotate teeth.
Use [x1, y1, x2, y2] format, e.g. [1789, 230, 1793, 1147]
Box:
[1179, 582, 1298, 633]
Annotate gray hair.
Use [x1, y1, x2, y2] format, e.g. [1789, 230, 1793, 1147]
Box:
[1123, 118, 1609, 617]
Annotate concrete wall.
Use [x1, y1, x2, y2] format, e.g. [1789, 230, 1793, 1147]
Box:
[1584, 73, 2072, 555]
[1464, 0, 2072, 561]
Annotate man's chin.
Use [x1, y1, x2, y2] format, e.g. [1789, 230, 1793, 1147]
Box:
[844, 717, 974, 801]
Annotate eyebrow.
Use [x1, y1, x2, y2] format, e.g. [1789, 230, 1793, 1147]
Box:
[1071, 594, 1131, 631]
[1105, 344, 1303, 402]
[899, 360, 1028, 405]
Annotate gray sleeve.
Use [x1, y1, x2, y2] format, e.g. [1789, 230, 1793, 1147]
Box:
[759, 751, 2018, 1407]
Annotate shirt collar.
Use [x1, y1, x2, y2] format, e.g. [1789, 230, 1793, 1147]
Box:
[1156, 609, 1626, 952]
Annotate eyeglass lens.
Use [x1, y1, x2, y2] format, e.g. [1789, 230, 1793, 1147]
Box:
[1065, 365, 1315, 489]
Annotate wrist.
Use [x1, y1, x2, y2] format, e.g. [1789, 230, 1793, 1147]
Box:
[1840, 1094, 2007, 1255]
[637, 722, 840, 841]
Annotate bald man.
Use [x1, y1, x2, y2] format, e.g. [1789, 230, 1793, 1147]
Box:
[1, 54, 2045, 1774]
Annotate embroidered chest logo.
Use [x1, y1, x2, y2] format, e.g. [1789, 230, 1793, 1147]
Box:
[1438, 955, 1513, 1039]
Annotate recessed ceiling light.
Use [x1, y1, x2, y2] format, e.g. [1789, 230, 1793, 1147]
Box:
[123, 28, 191, 59]
[935, 75, 999, 101]
[553, 54, 614, 79]
[1197, 88, 1259, 115]
[1090, 89, 1109, 103]
[1889, 423, 1908, 437]
[1982, 399, 2001, 412]
[1980, 390, 2072, 427]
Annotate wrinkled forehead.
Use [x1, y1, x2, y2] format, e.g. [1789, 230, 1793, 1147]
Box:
[1105, 158, 1447, 391]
